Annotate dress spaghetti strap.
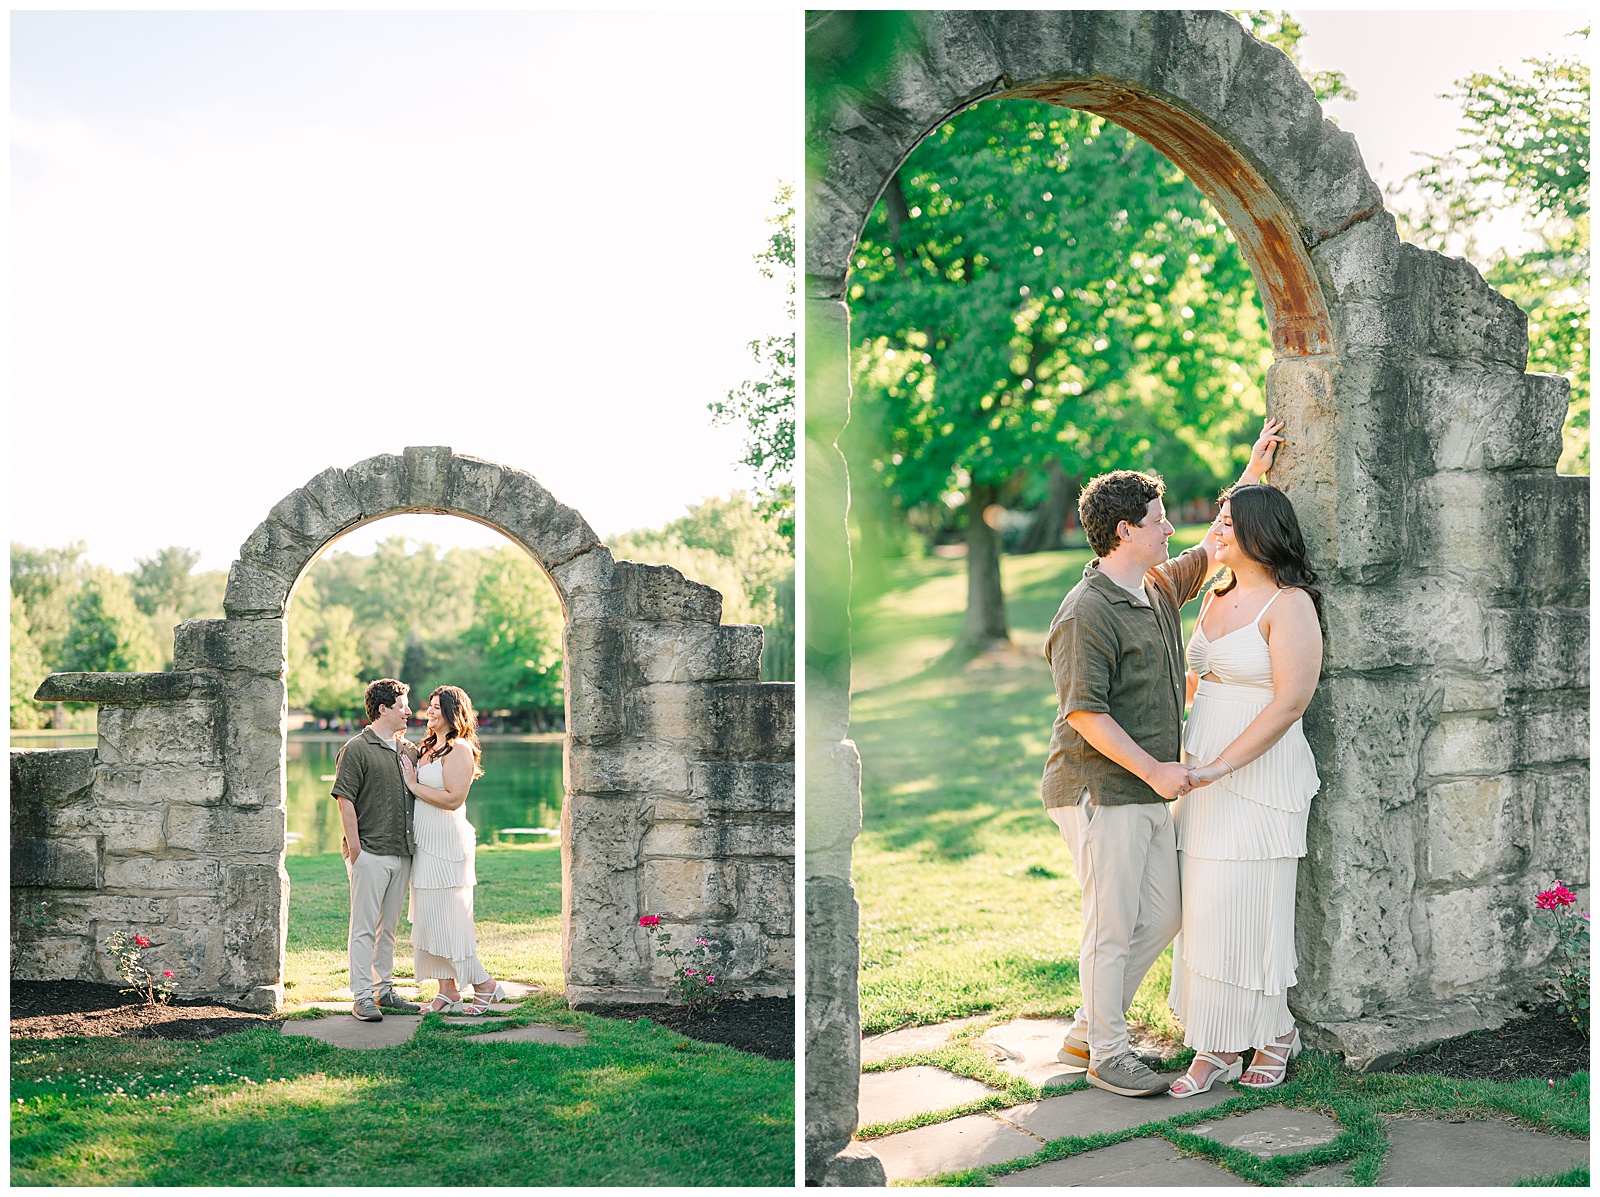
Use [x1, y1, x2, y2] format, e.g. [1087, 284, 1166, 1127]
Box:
[1251, 587, 1286, 626]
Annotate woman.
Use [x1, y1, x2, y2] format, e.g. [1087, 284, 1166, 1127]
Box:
[1166, 480, 1323, 1096]
[400, 685, 506, 1014]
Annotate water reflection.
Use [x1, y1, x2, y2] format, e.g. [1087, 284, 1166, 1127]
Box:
[287, 735, 563, 855]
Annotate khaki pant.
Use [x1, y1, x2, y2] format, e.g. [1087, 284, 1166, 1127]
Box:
[346, 851, 412, 1002]
[1050, 792, 1181, 1064]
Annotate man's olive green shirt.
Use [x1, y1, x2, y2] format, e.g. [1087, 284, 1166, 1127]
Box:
[1041, 545, 1211, 807]
[331, 727, 419, 857]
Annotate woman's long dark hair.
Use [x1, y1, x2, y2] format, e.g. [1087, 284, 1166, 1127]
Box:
[1213, 483, 1323, 625]
[417, 685, 484, 778]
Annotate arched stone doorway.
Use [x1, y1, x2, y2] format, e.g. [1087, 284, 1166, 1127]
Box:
[17, 446, 795, 1013]
[805, 10, 1587, 1182]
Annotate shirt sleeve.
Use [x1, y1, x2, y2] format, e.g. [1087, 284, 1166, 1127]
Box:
[331, 743, 363, 803]
[1155, 544, 1211, 607]
[1047, 608, 1117, 715]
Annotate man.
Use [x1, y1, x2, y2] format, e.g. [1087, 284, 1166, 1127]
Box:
[332, 678, 422, 1021]
[1042, 421, 1282, 1097]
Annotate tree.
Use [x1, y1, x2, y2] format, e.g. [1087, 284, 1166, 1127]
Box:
[457, 547, 564, 719]
[59, 569, 160, 674]
[1399, 28, 1589, 473]
[10, 541, 87, 664]
[847, 99, 1272, 647]
[11, 594, 50, 729]
[711, 184, 796, 543]
[132, 546, 202, 616]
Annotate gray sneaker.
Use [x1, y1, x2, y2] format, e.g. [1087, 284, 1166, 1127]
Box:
[1058, 1033, 1165, 1069]
[352, 997, 385, 1022]
[376, 988, 420, 1013]
[1087, 1050, 1170, 1097]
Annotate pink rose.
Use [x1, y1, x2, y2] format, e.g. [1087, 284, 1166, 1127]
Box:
[162, 970, 174, 978]
[133, 935, 150, 948]
[707, 975, 715, 984]
[638, 915, 660, 928]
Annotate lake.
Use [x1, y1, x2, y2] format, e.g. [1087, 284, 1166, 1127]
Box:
[9, 730, 565, 856]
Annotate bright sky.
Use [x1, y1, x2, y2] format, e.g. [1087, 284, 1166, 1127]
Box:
[1289, 8, 1589, 255]
[11, 11, 798, 572]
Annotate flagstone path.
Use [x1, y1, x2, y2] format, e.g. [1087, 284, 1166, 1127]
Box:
[847, 1015, 1589, 1186]
[280, 981, 585, 1050]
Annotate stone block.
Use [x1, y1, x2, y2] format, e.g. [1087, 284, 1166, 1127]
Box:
[804, 874, 862, 1182]
[567, 741, 689, 795]
[176, 897, 219, 925]
[1313, 210, 1405, 306]
[651, 798, 707, 821]
[616, 560, 722, 624]
[95, 808, 167, 854]
[237, 516, 318, 588]
[222, 864, 286, 986]
[550, 545, 622, 618]
[102, 857, 220, 895]
[1507, 690, 1588, 767]
[1323, 578, 1488, 673]
[344, 452, 408, 519]
[1488, 606, 1588, 690]
[1499, 474, 1589, 604]
[172, 618, 287, 676]
[1424, 884, 1514, 993]
[36, 671, 221, 705]
[268, 482, 355, 548]
[14, 936, 91, 980]
[443, 453, 508, 521]
[1409, 359, 1567, 472]
[1420, 713, 1511, 781]
[401, 445, 452, 508]
[739, 860, 796, 934]
[566, 794, 650, 872]
[165, 805, 286, 855]
[820, 1142, 887, 1188]
[805, 738, 863, 880]
[1438, 675, 1505, 716]
[639, 858, 736, 920]
[79, 895, 173, 929]
[96, 701, 223, 767]
[564, 621, 627, 744]
[629, 682, 796, 760]
[223, 560, 292, 617]
[642, 818, 794, 860]
[629, 623, 763, 684]
[1424, 776, 1521, 884]
[691, 760, 795, 813]
[10, 748, 96, 809]
[1527, 764, 1589, 885]
[300, 465, 364, 530]
[1400, 243, 1528, 370]
[222, 676, 287, 807]
[95, 766, 227, 808]
[13, 836, 101, 889]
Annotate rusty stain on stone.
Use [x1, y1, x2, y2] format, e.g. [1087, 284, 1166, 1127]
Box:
[1005, 77, 1335, 359]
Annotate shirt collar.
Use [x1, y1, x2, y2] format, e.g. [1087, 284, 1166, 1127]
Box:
[1084, 558, 1151, 607]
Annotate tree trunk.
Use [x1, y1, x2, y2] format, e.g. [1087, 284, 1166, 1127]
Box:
[962, 483, 1010, 649]
[1018, 460, 1077, 554]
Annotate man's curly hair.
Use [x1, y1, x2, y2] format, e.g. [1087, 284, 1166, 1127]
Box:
[1078, 470, 1165, 558]
[363, 678, 409, 724]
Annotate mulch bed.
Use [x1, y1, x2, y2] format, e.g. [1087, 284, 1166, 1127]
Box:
[11, 980, 280, 1042]
[584, 996, 794, 1062]
[1383, 1003, 1590, 1082]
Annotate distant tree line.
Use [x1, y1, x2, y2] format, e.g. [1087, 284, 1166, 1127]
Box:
[10, 493, 794, 730]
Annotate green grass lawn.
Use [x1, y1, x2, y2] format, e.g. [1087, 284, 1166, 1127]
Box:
[12, 844, 794, 1186]
[847, 533, 1588, 1184]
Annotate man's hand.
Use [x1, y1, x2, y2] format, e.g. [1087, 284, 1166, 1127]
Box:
[1242, 417, 1285, 484]
[1146, 760, 1196, 802]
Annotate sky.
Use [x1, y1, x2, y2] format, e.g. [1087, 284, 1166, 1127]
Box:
[1289, 8, 1588, 257]
[11, 11, 799, 571]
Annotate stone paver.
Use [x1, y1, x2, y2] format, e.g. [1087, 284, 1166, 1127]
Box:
[1378, 1117, 1589, 1187]
[1293, 1162, 1355, 1186]
[445, 1023, 588, 1047]
[992, 1136, 1254, 1187]
[1190, 1105, 1344, 1158]
[982, 1017, 1086, 1086]
[868, 1113, 1040, 1183]
[281, 1013, 421, 1049]
[860, 1015, 986, 1065]
[859, 1065, 1000, 1126]
[1001, 1082, 1235, 1141]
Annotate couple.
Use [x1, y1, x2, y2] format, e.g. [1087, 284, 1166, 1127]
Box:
[1043, 417, 1323, 1099]
[331, 678, 506, 1020]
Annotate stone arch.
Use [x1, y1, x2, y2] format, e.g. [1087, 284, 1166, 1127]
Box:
[805, 10, 1586, 1182]
[18, 446, 795, 1013]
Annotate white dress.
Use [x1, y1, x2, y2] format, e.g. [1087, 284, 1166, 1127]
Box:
[408, 756, 490, 986]
[1167, 588, 1320, 1050]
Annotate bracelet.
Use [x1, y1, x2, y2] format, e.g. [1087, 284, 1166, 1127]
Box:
[1216, 755, 1236, 776]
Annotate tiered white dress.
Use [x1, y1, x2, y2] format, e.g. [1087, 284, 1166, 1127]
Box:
[1168, 588, 1320, 1050]
[408, 757, 491, 987]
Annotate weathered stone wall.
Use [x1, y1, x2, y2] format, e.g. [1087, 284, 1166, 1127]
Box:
[806, 6, 1587, 1180]
[12, 446, 795, 1011]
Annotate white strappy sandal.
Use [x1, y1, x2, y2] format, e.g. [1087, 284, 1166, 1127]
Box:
[1239, 1028, 1302, 1089]
[1169, 1051, 1243, 1098]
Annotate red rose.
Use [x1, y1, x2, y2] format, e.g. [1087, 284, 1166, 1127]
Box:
[162, 970, 174, 978]
[133, 935, 150, 947]
[638, 914, 660, 927]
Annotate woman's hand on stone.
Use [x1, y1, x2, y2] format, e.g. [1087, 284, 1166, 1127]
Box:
[1247, 417, 1286, 476]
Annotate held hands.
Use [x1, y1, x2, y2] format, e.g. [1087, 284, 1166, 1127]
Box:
[1246, 417, 1286, 480]
[1187, 759, 1231, 786]
[1147, 760, 1198, 802]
